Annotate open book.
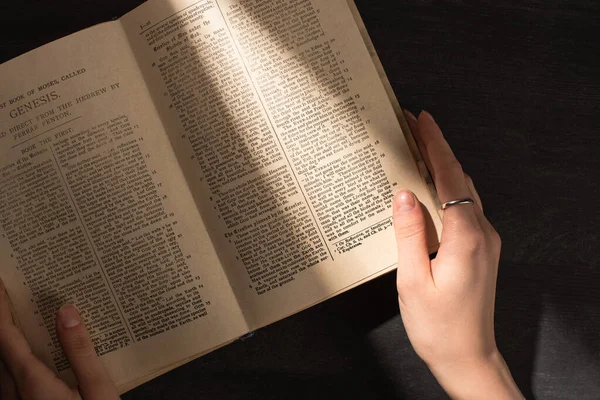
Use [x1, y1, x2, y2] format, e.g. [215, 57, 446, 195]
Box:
[0, 0, 442, 393]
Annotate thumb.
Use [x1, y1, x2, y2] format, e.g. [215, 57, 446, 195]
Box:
[393, 190, 432, 294]
[55, 305, 119, 400]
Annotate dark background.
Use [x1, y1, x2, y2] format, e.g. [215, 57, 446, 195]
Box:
[1, 1, 599, 399]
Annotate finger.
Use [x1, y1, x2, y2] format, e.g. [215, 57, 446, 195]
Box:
[415, 111, 485, 261]
[404, 110, 434, 181]
[393, 190, 433, 295]
[417, 110, 479, 221]
[464, 173, 483, 212]
[56, 305, 119, 400]
[0, 360, 18, 400]
[417, 111, 473, 205]
[0, 279, 67, 396]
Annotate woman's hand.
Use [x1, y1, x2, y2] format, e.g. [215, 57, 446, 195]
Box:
[393, 110, 523, 399]
[0, 279, 119, 400]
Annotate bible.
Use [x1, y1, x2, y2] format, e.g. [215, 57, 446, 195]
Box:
[0, 0, 442, 393]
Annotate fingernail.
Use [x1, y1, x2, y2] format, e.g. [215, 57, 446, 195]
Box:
[420, 110, 435, 122]
[395, 190, 416, 211]
[59, 305, 81, 328]
[403, 109, 417, 123]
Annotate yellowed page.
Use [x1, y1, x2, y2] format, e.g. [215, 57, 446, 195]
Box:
[0, 21, 247, 392]
[345, 0, 442, 220]
[121, 0, 442, 332]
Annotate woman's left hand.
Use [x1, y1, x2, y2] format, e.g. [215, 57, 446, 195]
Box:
[0, 278, 120, 400]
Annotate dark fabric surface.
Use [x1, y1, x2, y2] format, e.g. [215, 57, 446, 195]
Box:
[1, 1, 599, 399]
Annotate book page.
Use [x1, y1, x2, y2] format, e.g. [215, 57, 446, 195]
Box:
[121, 0, 442, 331]
[0, 21, 246, 391]
[345, 0, 442, 219]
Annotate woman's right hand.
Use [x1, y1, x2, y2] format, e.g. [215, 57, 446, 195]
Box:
[392, 110, 523, 399]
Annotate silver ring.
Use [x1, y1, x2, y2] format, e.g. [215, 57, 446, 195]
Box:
[441, 198, 475, 210]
